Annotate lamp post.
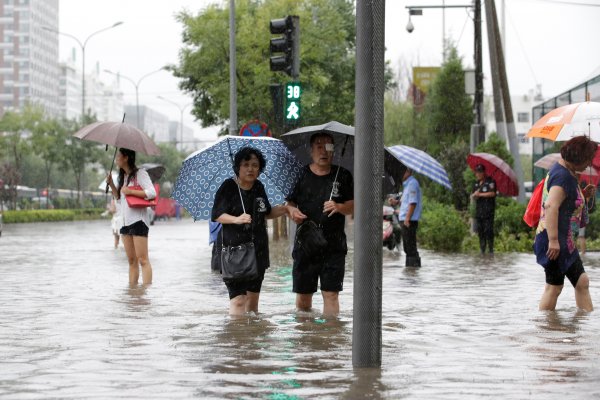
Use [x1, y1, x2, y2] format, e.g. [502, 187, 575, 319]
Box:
[43, 22, 123, 118]
[157, 96, 193, 151]
[104, 68, 164, 128]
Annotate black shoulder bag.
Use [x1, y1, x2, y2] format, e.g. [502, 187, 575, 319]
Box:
[220, 180, 259, 282]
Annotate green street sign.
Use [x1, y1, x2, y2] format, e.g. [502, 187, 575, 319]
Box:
[285, 82, 301, 121]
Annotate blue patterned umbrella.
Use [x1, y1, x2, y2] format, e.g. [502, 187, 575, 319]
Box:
[172, 136, 303, 220]
[386, 145, 452, 190]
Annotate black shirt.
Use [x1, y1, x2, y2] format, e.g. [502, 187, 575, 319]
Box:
[287, 165, 354, 252]
[473, 176, 496, 218]
[211, 178, 272, 270]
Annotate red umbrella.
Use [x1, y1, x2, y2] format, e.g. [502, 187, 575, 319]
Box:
[467, 152, 518, 196]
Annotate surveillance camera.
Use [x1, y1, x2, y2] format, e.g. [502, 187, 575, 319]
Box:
[406, 19, 414, 33]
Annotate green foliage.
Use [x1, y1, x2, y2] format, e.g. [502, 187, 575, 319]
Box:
[137, 143, 184, 187]
[585, 208, 600, 240]
[383, 96, 427, 148]
[475, 132, 513, 167]
[419, 200, 468, 252]
[433, 140, 470, 210]
[493, 197, 528, 235]
[422, 47, 473, 156]
[171, 0, 391, 135]
[2, 208, 104, 223]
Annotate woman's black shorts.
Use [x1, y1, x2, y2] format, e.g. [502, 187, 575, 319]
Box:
[120, 220, 149, 237]
[545, 255, 585, 287]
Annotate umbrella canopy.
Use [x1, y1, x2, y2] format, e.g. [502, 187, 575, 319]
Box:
[281, 121, 408, 193]
[281, 121, 355, 172]
[171, 136, 303, 220]
[73, 121, 161, 155]
[534, 152, 599, 183]
[386, 145, 452, 190]
[533, 153, 561, 170]
[139, 163, 166, 183]
[527, 101, 600, 142]
[467, 152, 518, 196]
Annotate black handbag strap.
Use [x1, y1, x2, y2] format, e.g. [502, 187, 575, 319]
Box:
[221, 178, 254, 247]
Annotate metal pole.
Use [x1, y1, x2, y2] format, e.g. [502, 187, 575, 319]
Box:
[490, 0, 526, 203]
[180, 109, 184, 151]
[353, 0, 385, 368]
[471, 0, 485, 152]
[484, 0, 506, 141]
[81, 46, 86, 117]
[229, 0, 237, 135]
[135, 85, 140, 128]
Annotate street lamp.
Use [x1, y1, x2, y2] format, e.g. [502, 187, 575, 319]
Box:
[157, 96, 193, 151]
[104, 68, 165, 128]
[43, 21, 123, 118]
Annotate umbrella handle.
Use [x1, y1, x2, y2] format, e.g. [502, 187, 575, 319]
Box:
[105, 147, 118, 194]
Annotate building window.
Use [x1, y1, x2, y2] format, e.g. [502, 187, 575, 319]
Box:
[518, 112, 530, 123]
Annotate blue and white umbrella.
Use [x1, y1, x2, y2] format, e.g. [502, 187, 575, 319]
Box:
[386, 145, 452, 190]
[172, 136, 303, 220]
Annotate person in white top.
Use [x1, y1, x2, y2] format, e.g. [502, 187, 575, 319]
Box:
[108, 197, 122, 249]
[107, 148, 156, 286]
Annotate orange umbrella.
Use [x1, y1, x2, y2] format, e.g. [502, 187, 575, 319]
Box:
[527, 101, 600, 141]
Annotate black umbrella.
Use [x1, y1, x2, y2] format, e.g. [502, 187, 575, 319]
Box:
[281, 121, 405, 194]
[139, 163, 166, 183]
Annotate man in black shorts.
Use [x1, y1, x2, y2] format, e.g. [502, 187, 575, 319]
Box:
[286, 132, 354, 317]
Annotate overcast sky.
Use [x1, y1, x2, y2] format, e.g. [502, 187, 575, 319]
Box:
[58, 0, 600, 137]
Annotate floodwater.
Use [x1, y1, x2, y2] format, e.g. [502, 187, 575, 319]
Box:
[1, 218, 599, 399]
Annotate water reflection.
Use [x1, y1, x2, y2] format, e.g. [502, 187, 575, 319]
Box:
[124, 285, 151, 311]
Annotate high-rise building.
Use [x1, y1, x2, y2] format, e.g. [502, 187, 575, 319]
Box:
[0, 0, 60, 117]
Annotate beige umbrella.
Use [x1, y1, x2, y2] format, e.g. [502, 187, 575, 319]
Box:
[534, 152, 598, 177]
[73, 121, 160, 156]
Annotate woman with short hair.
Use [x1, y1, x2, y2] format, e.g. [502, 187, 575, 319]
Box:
[534, 136, 596, 311]
[211, 147, 288, 316]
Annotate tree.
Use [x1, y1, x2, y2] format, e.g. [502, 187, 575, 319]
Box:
[138, 143, 184, 193]
[475, 132, 513, 167]
[59, 116, 104, 205]
[0, 105, 45, 182]
[30, 118, 69, 203]
[422, 46, 473, 156]
[170, 0, 358, 135]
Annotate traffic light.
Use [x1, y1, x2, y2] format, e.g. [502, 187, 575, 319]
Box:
[269, 15, 299, 78]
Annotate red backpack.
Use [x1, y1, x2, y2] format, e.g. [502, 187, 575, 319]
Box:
[523, 178, 545, 228]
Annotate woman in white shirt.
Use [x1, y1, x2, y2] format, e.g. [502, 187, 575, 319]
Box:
[107, 148, 156, 286]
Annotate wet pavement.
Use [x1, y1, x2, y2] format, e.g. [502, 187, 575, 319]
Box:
[1, 218, 599, 399]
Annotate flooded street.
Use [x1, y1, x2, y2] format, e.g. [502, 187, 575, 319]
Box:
[1, 218, 599, 399]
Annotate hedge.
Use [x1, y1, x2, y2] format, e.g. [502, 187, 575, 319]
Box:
[2, 208, 105, 223]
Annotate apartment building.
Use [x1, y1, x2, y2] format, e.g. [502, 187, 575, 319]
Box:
[0, 0, 60, 116]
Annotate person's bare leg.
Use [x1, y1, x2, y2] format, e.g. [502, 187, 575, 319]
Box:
[122, 235, 139, 286]
[578, 237, 586, 255]
[574, 273, 593, 312]
[296, 293, 313, 312]
[133, 235, 152, 285]
[113, 233, 120, 249]
[322, 290, 339, 316]
[539, 284, 563, 311]
[229, 295, 247, 316]
[246, 291, 260, 314]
